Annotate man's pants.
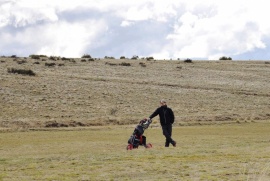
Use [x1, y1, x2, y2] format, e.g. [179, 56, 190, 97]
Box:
[162, 124, 175, 147]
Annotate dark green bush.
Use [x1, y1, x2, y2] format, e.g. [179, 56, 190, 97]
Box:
[139, 62, 146, 67]
[104, 56, 115, 59]
[7, 68, 36, 76]
[219, 56, 232, 60]
[29, 54, 40, 59]
[146, 57, 154, 60]
[184, 58, 192, 63]
[45, 62, 56, 67]
[131, 55, 139, 60]
[119, 62, 131, 66]
[82, 54, 91, 58]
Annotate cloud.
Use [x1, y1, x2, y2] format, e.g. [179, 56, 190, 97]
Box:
[1, 0, 270, 59]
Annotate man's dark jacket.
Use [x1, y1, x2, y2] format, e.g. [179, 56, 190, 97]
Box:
[149, 105, 174, 125]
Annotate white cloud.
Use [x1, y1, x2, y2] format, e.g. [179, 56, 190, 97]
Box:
[1, 0, 270, 59]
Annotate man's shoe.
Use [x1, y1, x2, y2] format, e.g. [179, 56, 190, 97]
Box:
[172, 141, 176, 147]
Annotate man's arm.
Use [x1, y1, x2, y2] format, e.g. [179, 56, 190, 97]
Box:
[149, 108, 159, 119]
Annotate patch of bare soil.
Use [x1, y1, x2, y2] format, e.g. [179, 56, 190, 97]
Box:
[0, 56, 270, 129]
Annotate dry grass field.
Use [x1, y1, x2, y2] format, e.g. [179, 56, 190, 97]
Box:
[0, 56, 269, 129]
[1, 56, 270, 180]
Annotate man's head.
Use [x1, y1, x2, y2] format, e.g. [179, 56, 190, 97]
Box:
[160, 99, 167, 106]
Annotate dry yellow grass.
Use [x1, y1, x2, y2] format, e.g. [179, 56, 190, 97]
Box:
[1, 123, 270, 180]
[0, 56, 269, 129]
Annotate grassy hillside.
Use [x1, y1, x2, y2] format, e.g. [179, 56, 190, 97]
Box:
[0, 56, 270, 129]
[1, 123, 270, 180]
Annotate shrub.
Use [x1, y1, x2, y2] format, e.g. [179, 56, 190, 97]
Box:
[219, 56, 232, 60]
[17, 60, 27, 64]
[139, 62, 146, 67]
[104, 56, 115, 59]
[82, 54, 92, 58]
[29, 54, 40, 59]
[7, 68, 36, 76]
[120, 56, 126, 59]
[45, 62, 56, 67]
[11, 55, 17, 58]
[184, 58, 192, 63]
[49, 56, 57, 61]
[88, 58, 95, 61]
[61, 57, 70, 61]
[146, 57, 154, 61]
[119, 62, 131, 66]
[131, 55, 139, 60]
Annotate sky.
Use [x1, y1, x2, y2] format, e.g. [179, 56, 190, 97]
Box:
[1, 0, 270, 60]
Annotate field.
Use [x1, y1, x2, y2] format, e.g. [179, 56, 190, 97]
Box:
[0, 56, 270, 180]
[1, 123, 270, 180]
[0, 56, 270, 129]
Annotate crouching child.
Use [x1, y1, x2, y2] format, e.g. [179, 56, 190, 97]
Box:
[127, 118, 152, 150]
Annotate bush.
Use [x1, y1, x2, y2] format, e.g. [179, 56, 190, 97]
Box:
[131, 55, 139, 60]
[49, 56, 57, 61]
[29, 54, 40, 59]
[120, 56, 126, 59]
[7, 68, 36, 76]
[146, 57, 154, 61]
[82, 54, 91, 58]
[104, 56, 115, 59]
[61, 57, 70, 61]
[184, 58, 192, 63]
[17, 60, 27, 64]
[139, 62, 146, 67]
[219, 56, 232, 60]
[119, 62, 131, 66]
[45, 63, 56, 67]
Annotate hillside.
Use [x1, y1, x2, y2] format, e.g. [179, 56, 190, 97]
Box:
[0, 56, 269, 129]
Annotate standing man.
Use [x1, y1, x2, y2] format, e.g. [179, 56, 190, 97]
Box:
[149, 99, 176, 147]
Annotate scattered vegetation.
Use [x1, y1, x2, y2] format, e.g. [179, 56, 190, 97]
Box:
[16, 60, 27, 64]
[120, 56, 126, 59]
[45, 63, 56, 67]
[131, 55, 139, 60]
[29, 55, 40, 59]
[104, 56, 115, 59]
[219, 56, 232, 60]
[61, 57, 70, 61]
[7, 68, 36, 76]
[105, 62, 131, 66]
[139, 62, 146, 67]
[146, 57, 154, 61]
[49, 56, 59, 61]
